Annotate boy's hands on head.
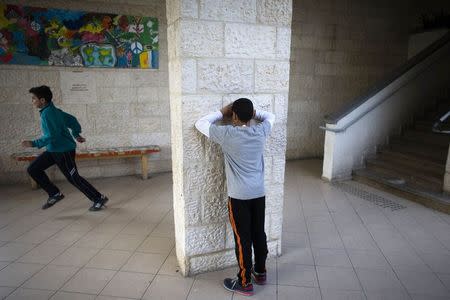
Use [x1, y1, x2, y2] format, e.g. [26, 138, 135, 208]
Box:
[21, 141, 33, 147]
[220, 103, 233, 118]
[76, 136, 86, 143]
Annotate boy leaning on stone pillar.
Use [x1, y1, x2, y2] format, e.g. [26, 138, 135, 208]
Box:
[195, 98, 275, 296]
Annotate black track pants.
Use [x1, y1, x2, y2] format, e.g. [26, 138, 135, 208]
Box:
[228, 196, 268, 287]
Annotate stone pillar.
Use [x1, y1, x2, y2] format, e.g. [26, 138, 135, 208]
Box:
[166, 0, 292, 276]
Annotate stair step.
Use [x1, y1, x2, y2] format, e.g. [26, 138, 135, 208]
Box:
[422, 115, 450, 124]
[353, 169, 450, 214]
[389, 137, 448, 164]
[436, 101, 450, 112]
[424, 112, 448, 122]
[415, 122, 450, 133]
[419, 102, 450, 123]
[401, 130, 450, 147]
[378, 150, 445, 177]
[365, 161, 443, 193]
[414, 120, 434, 131]
[424, 101, 450, 116]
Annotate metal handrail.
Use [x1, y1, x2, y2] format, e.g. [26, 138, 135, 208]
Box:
[432, 110, 450, 134]
[318, 77, 417, 132]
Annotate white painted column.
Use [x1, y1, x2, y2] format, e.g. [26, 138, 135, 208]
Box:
[444, 146, 450, 194]
[166, 0, 292, 276]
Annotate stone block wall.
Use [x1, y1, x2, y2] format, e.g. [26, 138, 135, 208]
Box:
[0, 0, 171, 184]
[286, 0, 412, 159]
[167, 0, 292, 275]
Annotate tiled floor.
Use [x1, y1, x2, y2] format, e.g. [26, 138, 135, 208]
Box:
[0, 160, 449, 299]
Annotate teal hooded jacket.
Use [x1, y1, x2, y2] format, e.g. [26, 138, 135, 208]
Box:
[32, 102, 81, 152]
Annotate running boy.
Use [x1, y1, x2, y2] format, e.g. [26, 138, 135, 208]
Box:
[22, 85, 108, 211]
[195, 98, 275, 296]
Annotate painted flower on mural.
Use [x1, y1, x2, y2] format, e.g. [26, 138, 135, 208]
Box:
[0, 4, 159, 69]
[0, 29, 13, 63]
[117, 15, 129, 31]
[80, 32, 106, 43]
[30, 21, 40, 32]
[101, 16, 112, 30]
[4, 5, 23, 21]
[129, 24, 144, 33]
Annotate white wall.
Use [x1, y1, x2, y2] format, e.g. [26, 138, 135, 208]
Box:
[444, 147, 450, 194]
[0, 0, 171, 184]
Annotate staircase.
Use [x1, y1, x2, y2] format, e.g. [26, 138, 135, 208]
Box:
[353, 98, 450, 213]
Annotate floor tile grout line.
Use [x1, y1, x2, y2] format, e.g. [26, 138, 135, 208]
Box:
[385, 214, 450, 254]
[318, 182, 368, 300]
[436, 212, 450, 226]
[57, 196, 160, 298]
[3, 196, 104, 299]
[5, 187, 116, 242]
[340, 182, 414, 299]
[1, 183, 160, 246]
[297, 173, 324, 300]
[95, 207, 173, 299]
[2, 163, 448, 299]
[277, 282, 364, 290]
[0, 195, 32, 215]
[394, 219, 450, 257]
[0, 263, 8, 272]
[350, 181, 450, 253]
[403, 210, 450, 253]
[366, 186, 450, 295]
[278, 167, 306, 299]
[348, 183, 450, 269]
[2, 286, 59, 300]
[1, 199, 86, 246]
[9, 179, 153, 299]
[2, 261, 401, 276]
[24, 249, 99, 298]
[0, 177, 163, 299]
[0, 188, 94, 232]
[0, 194, 59, 230]
[51, 290, 98, 298]
[48, 289, 58, 299]
[139, 210, 178, 297]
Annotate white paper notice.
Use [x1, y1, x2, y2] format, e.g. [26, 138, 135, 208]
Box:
[60, 71, 97, 104]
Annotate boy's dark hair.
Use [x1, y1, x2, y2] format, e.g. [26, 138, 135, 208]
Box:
[232, 98, 253, 122]
[29, 85, 53, 103]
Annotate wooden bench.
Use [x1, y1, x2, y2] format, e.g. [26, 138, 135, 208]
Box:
[11, 145, 160, 189]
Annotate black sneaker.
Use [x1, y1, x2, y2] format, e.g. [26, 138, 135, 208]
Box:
[42, 192, 64, 210]
[252, 269, 267, 285]
[223, 278, 253, 296]
[89, 195, 109, 211]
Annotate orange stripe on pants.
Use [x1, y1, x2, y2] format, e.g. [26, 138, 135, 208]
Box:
[228, 199, 247, 286]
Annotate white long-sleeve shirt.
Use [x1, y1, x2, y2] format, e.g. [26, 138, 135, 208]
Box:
[195, 110, 275, 138]
[195, 110, 275, 200]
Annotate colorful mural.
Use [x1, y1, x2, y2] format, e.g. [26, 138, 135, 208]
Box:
[0, 4, 159, 68]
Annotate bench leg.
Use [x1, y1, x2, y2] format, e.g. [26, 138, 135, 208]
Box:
[30, 177, 38, 190]
[141, 155, 149, 180]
